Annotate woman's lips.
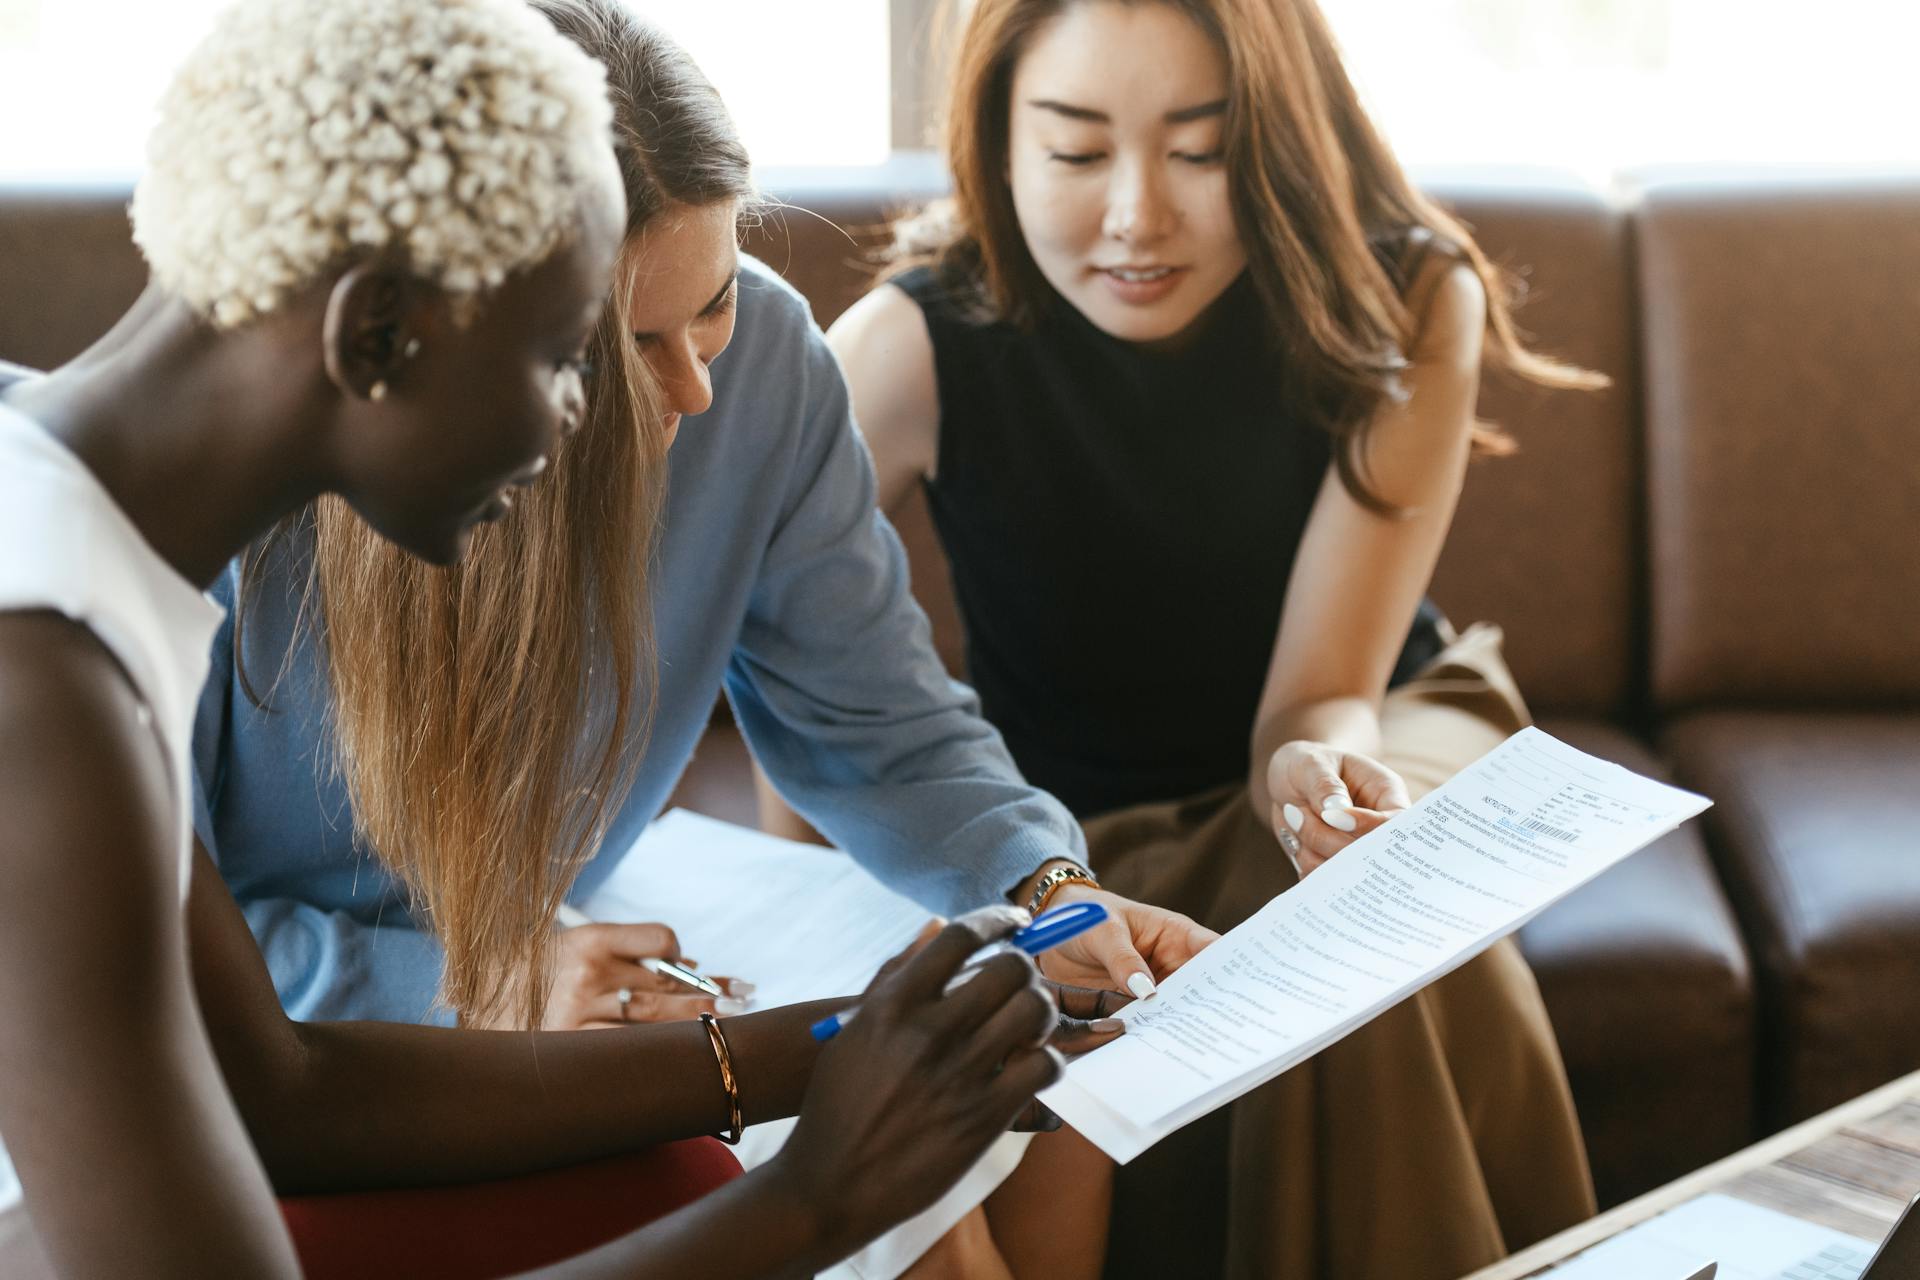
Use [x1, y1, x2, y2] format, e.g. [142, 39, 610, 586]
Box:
[1095, 264, 1187, 305]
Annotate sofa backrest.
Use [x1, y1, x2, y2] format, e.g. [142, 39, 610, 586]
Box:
[0, 187, 146, 371]
[1636, 175, 1920, 711]
[1425, 177, 1642, 718]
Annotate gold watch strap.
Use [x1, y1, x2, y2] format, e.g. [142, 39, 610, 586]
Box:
[1025, 862, 1099, 917]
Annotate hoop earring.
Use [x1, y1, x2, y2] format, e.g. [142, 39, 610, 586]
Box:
[369, 380, 389, 402]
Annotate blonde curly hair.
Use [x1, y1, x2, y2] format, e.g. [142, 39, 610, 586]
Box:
[131, 0, 620, 328]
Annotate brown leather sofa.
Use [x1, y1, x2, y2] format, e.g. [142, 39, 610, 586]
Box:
[3, 166, 1915, 1213]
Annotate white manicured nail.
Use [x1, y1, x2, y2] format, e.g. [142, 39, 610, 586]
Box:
[715, 997, 749, 1016]
[1282, 803, 1304, 832]
[1321, 807, 1358, 833]
[1126, 972, 1157, 1001]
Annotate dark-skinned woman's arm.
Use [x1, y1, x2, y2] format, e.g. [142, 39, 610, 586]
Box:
[186, 836, 835, 1191]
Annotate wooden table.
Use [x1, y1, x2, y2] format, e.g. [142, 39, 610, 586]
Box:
[1463, 1068, 1920, 1279]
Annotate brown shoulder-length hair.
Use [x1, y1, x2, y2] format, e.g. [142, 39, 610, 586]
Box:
[241, 0, 754, 1029]
[899, 0, 1603, 509]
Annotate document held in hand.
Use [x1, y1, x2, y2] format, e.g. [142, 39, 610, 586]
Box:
[1041, 727, 1712, 1164]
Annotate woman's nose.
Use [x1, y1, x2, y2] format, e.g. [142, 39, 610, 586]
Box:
[1103, 161, 1176, 246]
[559, 372, 588, 438]
[657, 335, 715, 418]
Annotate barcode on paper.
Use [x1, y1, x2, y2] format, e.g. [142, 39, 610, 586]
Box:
[1520, 818, 1580, 843]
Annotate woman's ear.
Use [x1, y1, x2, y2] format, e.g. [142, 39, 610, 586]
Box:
[321, 263, 426, 403]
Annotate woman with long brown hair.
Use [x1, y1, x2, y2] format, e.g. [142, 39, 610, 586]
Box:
[782, 0, 1609, 1274]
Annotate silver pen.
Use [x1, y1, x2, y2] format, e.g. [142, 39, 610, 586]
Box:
[555, 904, 728, 997]
[640, 955, 726, 997]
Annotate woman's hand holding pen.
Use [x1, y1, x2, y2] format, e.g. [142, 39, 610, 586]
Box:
[471, 919, 754, 1030]
[766, 906, 1064, 1258]
[889, 912, 1131, 1132]
[1266, 739, 1413, 876]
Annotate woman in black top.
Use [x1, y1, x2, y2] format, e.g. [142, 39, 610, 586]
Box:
[767, 0, 1607, 1276]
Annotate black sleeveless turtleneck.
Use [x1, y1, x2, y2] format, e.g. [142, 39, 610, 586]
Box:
[896, 265, 1445, 820]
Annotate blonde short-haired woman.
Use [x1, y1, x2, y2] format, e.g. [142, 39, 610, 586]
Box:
[0, 2, 1065, 1275]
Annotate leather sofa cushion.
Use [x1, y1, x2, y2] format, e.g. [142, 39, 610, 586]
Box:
[1638, 176, 1920, 709]
[1518, 718, 1754, 1206]
[1664, 711, 1920, 1129]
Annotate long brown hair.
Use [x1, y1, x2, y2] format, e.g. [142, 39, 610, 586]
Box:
[245, 0, 754, 1029]
[900, 0, 1602, 509]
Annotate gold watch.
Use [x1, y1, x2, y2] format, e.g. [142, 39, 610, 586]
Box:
[1024, 862, 1099, 916]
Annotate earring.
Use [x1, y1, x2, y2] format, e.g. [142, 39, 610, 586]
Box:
[403, 338, 421, 360]
[369, 380, 389, 402]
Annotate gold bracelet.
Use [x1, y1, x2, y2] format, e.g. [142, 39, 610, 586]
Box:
[698, 1011, 744, 1145]
[1025, 862, 1099, 917]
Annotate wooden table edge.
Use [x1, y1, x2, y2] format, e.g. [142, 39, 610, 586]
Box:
[1458, 1067, 1920, 1280]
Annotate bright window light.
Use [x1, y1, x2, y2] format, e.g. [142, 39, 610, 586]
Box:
[0, 1, 1911, 181]
[0, 0, 891, 180]
[631, 1, 891, 168]
[1319, 0, 1920, 175]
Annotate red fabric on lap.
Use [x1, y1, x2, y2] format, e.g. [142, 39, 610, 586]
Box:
[281, 1139, 743, 1279]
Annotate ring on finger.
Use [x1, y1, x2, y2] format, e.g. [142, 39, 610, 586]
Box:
[1276, 826, 1304, 873]
[616, 986, 633, 1022]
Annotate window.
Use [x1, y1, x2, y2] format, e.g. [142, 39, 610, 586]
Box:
[0, 1, 1912, 180]
[0, 0, 899, 179]
[1319, 0, 1920, 173]
[633, 0, 892, 166]
[0, 0, 236, 179]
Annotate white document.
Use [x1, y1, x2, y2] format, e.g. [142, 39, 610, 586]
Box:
[1041, 726, 1713, 1164]
[1543, 1193, 1875, 1279]
[577, 809, 1031, 1280]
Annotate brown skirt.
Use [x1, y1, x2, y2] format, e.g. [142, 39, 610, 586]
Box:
[1086, 623, 1596, 1280]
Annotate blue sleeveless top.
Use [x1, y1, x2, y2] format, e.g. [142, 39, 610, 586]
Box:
[898, 265, 1446, 819]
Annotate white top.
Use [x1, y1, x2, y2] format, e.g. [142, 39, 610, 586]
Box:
[0, 398, 226, 1250]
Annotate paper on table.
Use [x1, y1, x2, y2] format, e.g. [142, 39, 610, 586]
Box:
[1041, 727, 1712, 1163]
[579, 809, 932, 1009]
[576, 809, 1032, 1280]
[1542, 1193, 1875, 1279]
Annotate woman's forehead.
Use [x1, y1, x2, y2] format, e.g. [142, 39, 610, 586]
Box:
[1013, 3, 1225, 119]
[621, 200, 740, 330]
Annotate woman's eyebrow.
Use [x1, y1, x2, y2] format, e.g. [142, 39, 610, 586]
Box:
[633, 266, 740, 339]
[1025, 98, 1227, 124]
[1028, 98, 1109, 123]
[1165, 99, 1227, 124]
[701, 267, 741, 315]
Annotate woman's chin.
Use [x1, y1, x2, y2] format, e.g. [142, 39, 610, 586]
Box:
[407, 524, 472, 567]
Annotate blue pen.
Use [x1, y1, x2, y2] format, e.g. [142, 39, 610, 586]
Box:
[810, 901, 1110, 1042]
